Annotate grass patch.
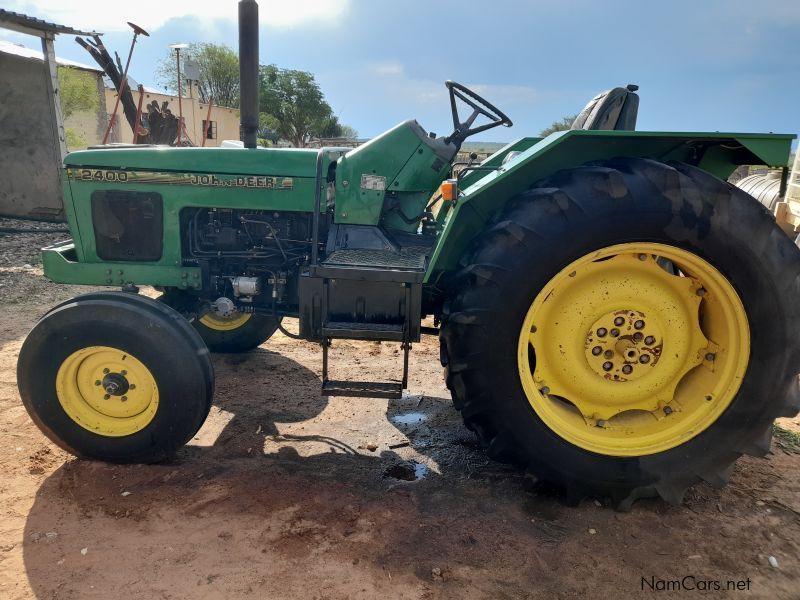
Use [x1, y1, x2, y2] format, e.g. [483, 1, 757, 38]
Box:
[773, 423, 800, 454]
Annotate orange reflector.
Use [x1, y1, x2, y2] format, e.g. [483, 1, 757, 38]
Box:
[441, 179, 458, 202]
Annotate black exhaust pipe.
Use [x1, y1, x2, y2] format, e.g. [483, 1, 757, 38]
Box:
[238, 0, 259, 149]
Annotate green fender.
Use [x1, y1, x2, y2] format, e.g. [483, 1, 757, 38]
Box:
[424, 129, 795, 286]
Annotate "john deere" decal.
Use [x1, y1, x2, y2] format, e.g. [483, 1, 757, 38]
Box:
[67, 169, 294, 190]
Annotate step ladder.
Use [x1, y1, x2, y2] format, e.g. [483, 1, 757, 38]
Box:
[321, 335, 410, 399]
[316, 251, 419, 400]
[301, 148, 425, 399]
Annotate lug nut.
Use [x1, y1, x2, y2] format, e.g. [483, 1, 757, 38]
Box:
[622, 364, 633, 375]
[614, 316, 625, 326]
[604, 350, 614, 358]
[602, 361, 613, 372]
[597, 328, 607, 337]
[129, 384, 136, 390]
[103, 394, 110, 400]
[121, 396, 128, 402]
[633, 332, 643, 342]
[634, 320, 645, 330]
[610, 328, 620, 337]
[592, 346, 602, 356]
[639, 354, 651, 364]
[103, 368, 110, 374]
[596, 420, 607, 428]
[121, 370, 127, 376]
[645, 336, 655, 345]
[638, 254, 647, 261]
[696, 288, 706, 296]
[663, 406, 673, 415]
[94, 380, 101, 386]
[705, 353, 716, 361]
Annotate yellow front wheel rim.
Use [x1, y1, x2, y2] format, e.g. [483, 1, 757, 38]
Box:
[517, 243, 749, 457]
[199, 311, 252, 331]
[56, 346, 159, 437]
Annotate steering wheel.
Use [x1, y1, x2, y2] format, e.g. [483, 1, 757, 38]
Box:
[444, 81, 513, 147]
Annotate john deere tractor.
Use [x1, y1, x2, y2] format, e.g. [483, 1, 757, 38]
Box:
[17, 0, 800, 509]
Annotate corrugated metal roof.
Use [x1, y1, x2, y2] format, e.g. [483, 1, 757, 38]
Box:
[0, 9, 99, 37]
[0, 40, 102, 72]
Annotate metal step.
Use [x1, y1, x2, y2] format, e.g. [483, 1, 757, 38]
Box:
[322, 247, 428, 271]
[322, 321, 405, 341]
[322, 379, 403, 399]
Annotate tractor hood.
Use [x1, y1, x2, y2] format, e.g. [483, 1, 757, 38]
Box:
[64, 146, 320, 178]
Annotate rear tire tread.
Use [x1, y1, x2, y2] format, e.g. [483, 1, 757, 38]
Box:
[440, 158, 800, 509]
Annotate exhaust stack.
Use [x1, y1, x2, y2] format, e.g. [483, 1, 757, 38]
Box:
[238, 0, 259, 149]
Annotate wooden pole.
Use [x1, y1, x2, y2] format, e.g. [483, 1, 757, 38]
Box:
[132, 85, 145, 144]
[41, 33, 67, 159]
[101, 31, 140, 144]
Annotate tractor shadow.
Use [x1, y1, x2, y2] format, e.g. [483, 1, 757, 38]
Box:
[20, 343, 590, 598]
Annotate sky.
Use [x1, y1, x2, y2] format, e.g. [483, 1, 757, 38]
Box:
[2, 0, 799, 144]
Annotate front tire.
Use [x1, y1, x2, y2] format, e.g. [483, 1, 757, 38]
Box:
[17, 292, 215, 463]
[441, 158, 800, 508]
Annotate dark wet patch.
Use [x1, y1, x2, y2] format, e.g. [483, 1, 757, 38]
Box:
[383, 461, 429, 481]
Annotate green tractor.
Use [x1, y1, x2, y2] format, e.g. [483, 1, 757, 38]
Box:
[17, 0, 800, 509]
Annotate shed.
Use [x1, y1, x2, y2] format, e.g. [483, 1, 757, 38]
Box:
[0, 10, 100, 220]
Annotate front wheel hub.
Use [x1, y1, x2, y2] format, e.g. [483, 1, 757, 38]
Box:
[518, 243, 749, 457]
[56, 346, 159, 437]
[101, 372, 130, 396]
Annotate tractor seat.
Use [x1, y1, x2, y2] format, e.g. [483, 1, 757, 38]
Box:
[571, 84, 640, 130]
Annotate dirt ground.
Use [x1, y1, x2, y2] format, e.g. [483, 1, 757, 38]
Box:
[0, 219, 799, 600]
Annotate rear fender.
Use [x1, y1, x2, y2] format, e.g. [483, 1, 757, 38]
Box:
[425, 129, 795, 285]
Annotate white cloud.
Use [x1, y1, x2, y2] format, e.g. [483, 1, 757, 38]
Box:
[4, 0, 350, 32]
[369, 62, 405, 76]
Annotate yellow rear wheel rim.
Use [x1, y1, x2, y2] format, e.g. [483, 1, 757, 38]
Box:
[199, 311, 252, 331]
[55, 346, 159, 437]
[517, 243, 749, 457]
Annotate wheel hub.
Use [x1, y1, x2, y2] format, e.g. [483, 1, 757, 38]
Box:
[101, 372, 130, 396]
[199, 299, 252, 331]
[56, 346, 159, 437]
[584, 310, 662, 382]
[529, 250, 710, 420]
[517, 243, 750, 456]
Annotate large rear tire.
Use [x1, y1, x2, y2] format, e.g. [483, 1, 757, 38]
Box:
[17, 292, 215, 463]
[440, 158, 800, 509]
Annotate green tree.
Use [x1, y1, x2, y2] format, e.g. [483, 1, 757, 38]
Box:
[313, 115, 358, 141]
[539, 114, 578, 137]
[259, 65, 337, 147]
[58, 67, 99, 119]
[316, 114, 343, 139]
[338, 124, 359, 141]
[156, 43, 240, 108]
[65, 128, 86, 150]
[258, 112, 281, 145]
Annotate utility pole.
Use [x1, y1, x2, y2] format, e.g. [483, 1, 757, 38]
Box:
[169, 43, 188, 145]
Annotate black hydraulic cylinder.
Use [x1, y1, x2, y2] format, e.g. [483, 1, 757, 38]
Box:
[239, 0, 259, 149]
